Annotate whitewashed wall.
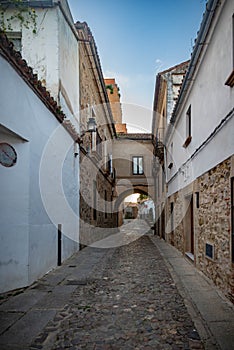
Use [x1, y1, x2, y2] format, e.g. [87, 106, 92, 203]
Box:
[0, 128, 30, 292]
[4, 2, 79, 121]
[0, 54, 79, 292]
[138, 200, 155, 220]
[58, 8, 79, 121]
[167, 0, 234, 196]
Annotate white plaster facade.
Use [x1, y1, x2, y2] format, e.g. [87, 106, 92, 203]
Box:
[0, 38, 79, 293]
[152, 0, 234, 299]
[2, 0, 79, 122]
[138, 200, 155, 221]
[166, 0, 234, 196]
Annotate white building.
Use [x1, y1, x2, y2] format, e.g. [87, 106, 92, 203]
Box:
[160, 0, 234, 300]
[0, 33, 79, 293]
[138, 199, 155, 222]
[1, 0, 79, 122]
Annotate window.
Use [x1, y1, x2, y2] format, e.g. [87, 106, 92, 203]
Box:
[162, 167, 165, 190]
[170, 202, 174, 230]
[170, 202, 174, 245]
[6, 32, 22, 52]
[111, 195, 113, 218]
[186, 105, 191, 138]
[96, 130, 102, 157]
[132, 156, 144, 175]
[183, 105, 192, 147]
[93, 180, 97, 221]
[225, 14, 234, 87]
[91, 128, 102, 157]
[168, 142, 173, 169]
[107, 154, 113, 174]
[104, 190, 107, 219]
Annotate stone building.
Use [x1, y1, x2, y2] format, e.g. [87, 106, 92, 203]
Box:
[0, 33, 79, 293]
[152, 0, 234, 301]
[104, 78, 127, 134]
[1, 0, 80, 122]
[75, 22, 117, 247]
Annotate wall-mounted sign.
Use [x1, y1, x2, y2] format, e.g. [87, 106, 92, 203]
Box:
[0, 143, 17, 167]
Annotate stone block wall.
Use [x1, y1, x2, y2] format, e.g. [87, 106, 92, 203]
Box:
[104, 78, 122, 124]
[80, 149, 117, 248]
[196, 157, 233, 301]
[166, 192, 185, 253]
[77, 23, 118, 248]
[165, 156, 234, 301]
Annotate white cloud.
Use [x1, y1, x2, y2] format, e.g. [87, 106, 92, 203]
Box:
[155, 58, 164, 73]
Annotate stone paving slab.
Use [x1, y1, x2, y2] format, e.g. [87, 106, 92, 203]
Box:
[0, 243, 115, 349]
[208, 321, 234, 350]
[179, 275, 213, 291]
[0, 311, 23, 335]
[34, 285, 77, 310]
[0, 290, 47, 312]
[0, 309, 56, 346]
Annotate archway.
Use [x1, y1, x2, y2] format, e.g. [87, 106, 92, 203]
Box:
[114, 188, 155, 228]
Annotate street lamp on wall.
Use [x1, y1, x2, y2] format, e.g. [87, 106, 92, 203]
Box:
[74, 117, 97, 157]
[80, 116, 97, 139]
[87, 116, 97, 132]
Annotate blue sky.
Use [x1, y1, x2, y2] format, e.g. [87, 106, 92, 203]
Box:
[68, 0, 207, 132]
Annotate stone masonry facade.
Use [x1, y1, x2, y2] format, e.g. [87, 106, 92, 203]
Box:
[80, 149, 117, 247]
[196, 157, 234, 301]
[76, 22, 117, 248]
[165, 156, 234, 302]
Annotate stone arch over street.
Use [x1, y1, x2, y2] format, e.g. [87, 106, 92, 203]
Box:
[114, 187, 155, 227]
[112, 133, 154, 227]
[114, 187, 150, 213]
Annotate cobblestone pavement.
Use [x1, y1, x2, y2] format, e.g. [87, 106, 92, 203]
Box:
[32, 236, 203, 350]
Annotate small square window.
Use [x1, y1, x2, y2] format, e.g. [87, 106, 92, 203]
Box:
[225, 14, 234, 87]
[132, 156, 144, 175]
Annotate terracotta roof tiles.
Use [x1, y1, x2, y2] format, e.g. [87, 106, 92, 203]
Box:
[0, 32, 65, 124]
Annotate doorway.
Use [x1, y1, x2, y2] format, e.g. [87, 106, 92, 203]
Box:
[184, 195, 194, 258]
[161, 209, 165, 240]
[170, 202, 174, 246]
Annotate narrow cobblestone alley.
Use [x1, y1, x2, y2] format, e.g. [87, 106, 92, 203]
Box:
[1, 220, 234, 350]
[41, 235, 202, 350]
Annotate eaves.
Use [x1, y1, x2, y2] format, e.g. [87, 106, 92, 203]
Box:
[76, 22, 117, 139]
[164, 0, 220, 144]
[0, 33, 80, 142]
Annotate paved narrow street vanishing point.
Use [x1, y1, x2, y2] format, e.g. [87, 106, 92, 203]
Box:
[0, 220, 234, 350]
